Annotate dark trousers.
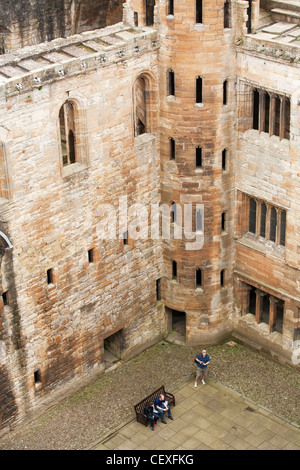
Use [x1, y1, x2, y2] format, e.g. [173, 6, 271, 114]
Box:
[147, 415, 157, 429]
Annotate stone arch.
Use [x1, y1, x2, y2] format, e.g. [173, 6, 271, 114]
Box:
[58, 98, 87, 167]
[133, 71, 157, 137]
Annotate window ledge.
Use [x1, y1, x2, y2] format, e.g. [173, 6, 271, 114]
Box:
[134, 133, 156, 147]
[62, 162, 88, 178]
[195, 103, 204, 109]
[237, 234, 285, 258]
[195, 287, 204, 294]
[167, 95, 176, 102]
[193, 23, 205, 32]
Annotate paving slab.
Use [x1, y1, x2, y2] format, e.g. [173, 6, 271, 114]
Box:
[91, 379, 300, 451]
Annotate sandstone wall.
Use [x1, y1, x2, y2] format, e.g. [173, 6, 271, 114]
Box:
[0, 0, 125, 52]
[0, 25, 163, 430]
[234, 44, 300, 359]
[156, 0, 236, 344]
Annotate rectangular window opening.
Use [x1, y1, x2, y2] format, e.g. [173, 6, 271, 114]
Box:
[196, 76, 202, 104]
[2, 291, 8, 306]
[222, 149, 226, 171]
[169, 138, 175, 160]
[253, 90, 259, 130]
[196, 269, 202, 287]
[123, 231, 128, 245]
[220, 269, 225, 287]
[223, 80, 228, 105]
[196, 147, 202, 168]
[168, 70, 175, 96]
[47, 268, 54, 285]
[196, 0, 203, 23]
[172, 260, 177, 280]
[34, 369, 41, 385]
[280, 211, 286, 247]
[221, 212, 226, 232]
[168, 0, 174, 15]
[88, 248, 95, 263]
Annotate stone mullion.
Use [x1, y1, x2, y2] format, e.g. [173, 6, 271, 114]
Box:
[255, 289, 264, 323]
[275, 208, 280, 245]
[269, 296, 278, 333]
[265, 204, 271, 240]
[256, 199, 261, 239]
[269, 94, 276, 136]
[259, 90, 265, 133]
[279, 97, 285, 141]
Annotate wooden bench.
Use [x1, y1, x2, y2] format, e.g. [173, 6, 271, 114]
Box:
[134, 385, 175, 427]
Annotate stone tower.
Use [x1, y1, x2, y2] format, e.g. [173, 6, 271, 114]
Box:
[131, 0, 236, 344]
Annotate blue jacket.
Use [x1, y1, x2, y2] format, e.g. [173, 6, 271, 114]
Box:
[196, 353, 210, 369]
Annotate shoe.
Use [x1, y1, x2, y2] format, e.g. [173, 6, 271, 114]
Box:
[151, 427, 154, 431]
[202, 379, 205, 385]
[162, 420, 167, 424]
[168, 416, 174, 420]
[194, 382, 197, 388]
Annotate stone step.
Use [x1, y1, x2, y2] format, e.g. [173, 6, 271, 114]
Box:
[271, 8, 300, 23]
[268, 0, 300, 14]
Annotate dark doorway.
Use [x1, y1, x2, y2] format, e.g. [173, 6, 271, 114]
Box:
[104, 329, 123, 368]
[172, 310, 186, 338]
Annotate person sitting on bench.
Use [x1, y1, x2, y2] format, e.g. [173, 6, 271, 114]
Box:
[153, 394, 174, 424]
[143, 403, 158, 431]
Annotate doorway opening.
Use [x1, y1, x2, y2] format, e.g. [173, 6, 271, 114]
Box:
[166, 308, 186, 344]
[103, 329, 123, 369]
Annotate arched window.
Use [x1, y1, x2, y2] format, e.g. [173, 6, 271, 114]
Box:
[134, 76, 147, 136]
[133, 73, 156, 137]
[59, 101, 77, 166]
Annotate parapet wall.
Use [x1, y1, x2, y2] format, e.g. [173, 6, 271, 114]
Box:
[0, 0, 125, 52]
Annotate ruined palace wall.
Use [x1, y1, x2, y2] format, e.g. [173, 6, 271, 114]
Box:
[234, 49, 300, 357]
[0, 0, 125, 52]
[0, 30, 163, 429]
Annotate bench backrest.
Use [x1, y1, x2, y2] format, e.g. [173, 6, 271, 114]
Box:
[134, 385, 166, 414]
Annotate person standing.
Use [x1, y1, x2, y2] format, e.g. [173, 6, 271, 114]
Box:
[194, 349, 210, 386]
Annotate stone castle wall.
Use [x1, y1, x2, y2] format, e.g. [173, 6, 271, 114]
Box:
[0, 22, 163, 430]
[0, 0, 125, 52]
[0, 0, 299, 434]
